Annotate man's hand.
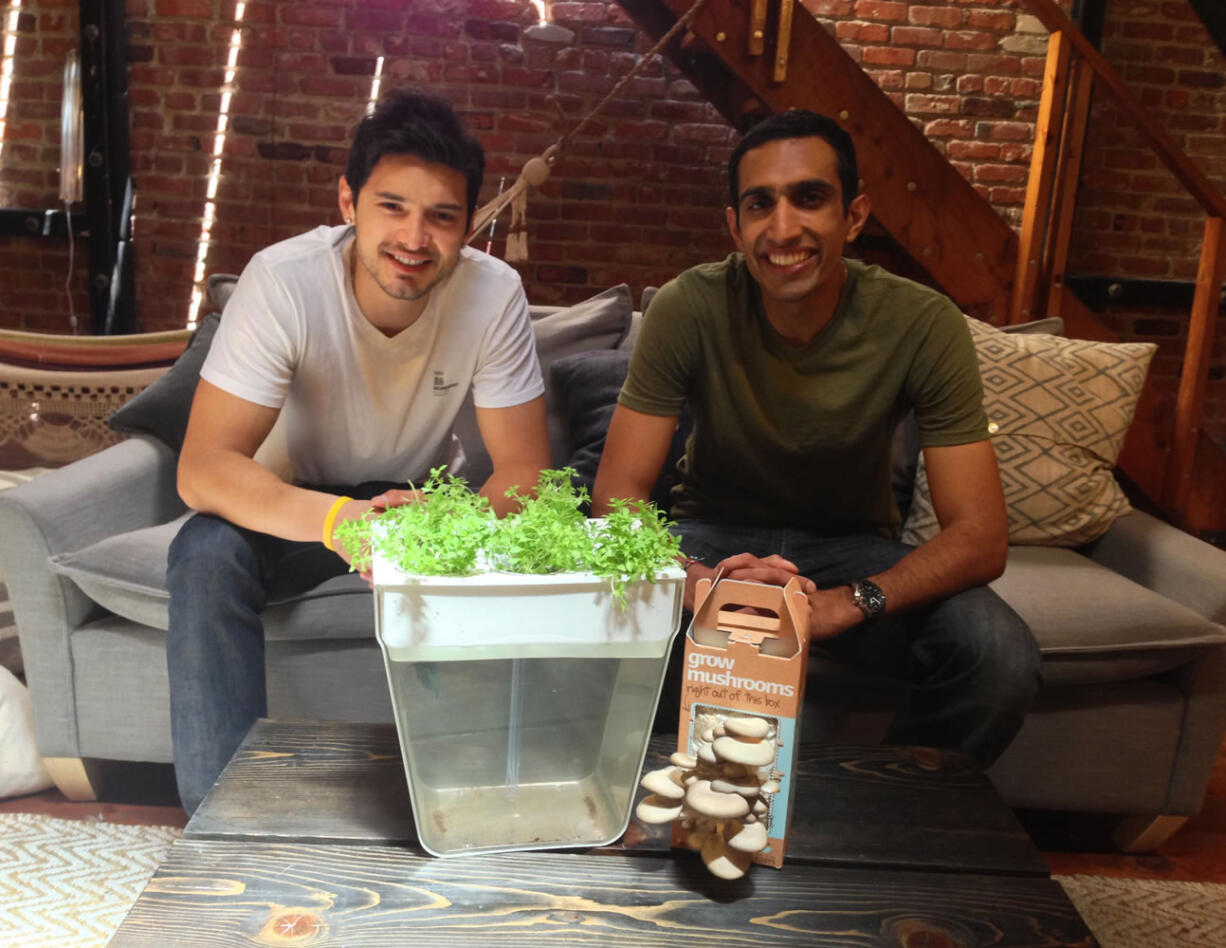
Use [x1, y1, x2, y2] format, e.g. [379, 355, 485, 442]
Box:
[683, 552, 816, 611]
[369, 488, 425, 511]
[713, 552, 813, 589]
[330, 490, 426, 585]
[804, 585, 864, 642]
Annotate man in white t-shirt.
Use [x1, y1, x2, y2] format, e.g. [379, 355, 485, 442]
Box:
[166, 90, 550, 812]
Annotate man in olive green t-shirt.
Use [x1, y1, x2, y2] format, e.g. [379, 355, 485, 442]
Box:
[592, 110, 1039, 766]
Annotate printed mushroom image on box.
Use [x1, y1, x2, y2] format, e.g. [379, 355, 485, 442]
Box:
[637, 575, 810, 878]
[635, 710, 784, 879]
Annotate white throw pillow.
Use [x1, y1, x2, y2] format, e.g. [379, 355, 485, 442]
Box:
[0, 666, 53, 798]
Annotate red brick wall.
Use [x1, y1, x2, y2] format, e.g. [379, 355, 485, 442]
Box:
[3, 0, 737, 332]
[804, 0, 1059, 229]
[0, 0, 1222, 442]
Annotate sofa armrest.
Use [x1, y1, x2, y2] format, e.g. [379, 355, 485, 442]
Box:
[0, 435, 184, 757]
[1164, 641, 1226, 814]
[1088, 510, 1226, 626]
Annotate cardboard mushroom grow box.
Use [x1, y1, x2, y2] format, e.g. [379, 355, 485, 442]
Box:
[632, 575, 810, 878]
[372, 556, 685, 857]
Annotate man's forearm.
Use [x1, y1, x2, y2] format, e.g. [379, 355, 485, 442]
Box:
[869, 520, 1005, 617]
[591, 472, 657, 517]
[805, 521, 1006, 640]
[179, 450, 360, 544]
[479, 463, 546, 518]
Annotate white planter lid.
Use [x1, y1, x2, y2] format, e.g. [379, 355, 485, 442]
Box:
[373, 559, 685, 661]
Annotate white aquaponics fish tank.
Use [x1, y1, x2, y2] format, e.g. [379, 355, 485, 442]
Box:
[373, 557, 685, 857]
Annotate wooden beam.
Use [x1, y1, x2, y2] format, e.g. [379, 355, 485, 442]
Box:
[1164, 217, 1226, 525]
[773, 0, 794, 83]
[1015, 0, 1226, 219]
[1189, 435, 1226, 535]
[1042, 59, 1094, 322]
[748, 0, 767, 56]
[1011, 31, 1072, 324]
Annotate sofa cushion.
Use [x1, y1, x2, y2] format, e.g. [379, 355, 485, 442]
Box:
[49, 515, 371, 636]
[452, 284, 634, 485]
[550, 349, 691, 510]
[49, 514, 192, 629]
[989, 543, 1226, 685]
[106, 312, 220, 452]
[902, 318, 1156, 547]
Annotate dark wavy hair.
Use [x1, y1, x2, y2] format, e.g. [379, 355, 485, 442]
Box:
[344, 89, 485, 225]
[727, 110, 858, 215]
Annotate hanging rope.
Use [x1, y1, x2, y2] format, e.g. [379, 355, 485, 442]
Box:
[468, 0, 709, 259]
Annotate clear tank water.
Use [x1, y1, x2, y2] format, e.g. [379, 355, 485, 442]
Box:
[372, 568, 685, 857]
[387, 654, 670, 855]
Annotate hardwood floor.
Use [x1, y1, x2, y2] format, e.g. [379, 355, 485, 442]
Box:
[3, 739, 1224, 882]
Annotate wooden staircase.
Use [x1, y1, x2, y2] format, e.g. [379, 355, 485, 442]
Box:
[615, 0, 1226, 535]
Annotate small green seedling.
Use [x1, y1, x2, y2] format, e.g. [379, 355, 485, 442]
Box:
[336, 467, 681, 605]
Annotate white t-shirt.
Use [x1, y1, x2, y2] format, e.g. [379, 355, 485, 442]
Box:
[201, 225, 544, 486]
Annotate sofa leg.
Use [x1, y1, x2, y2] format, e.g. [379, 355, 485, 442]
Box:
[1110, 814, 1188, 853]
[43, 757, 101, 802]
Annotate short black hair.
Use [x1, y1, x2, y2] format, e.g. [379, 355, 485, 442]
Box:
[345, 89, 485, 225]
[727, 110, 859, 215]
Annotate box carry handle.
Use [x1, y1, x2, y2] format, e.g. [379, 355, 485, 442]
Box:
[693, 576, 811, 657]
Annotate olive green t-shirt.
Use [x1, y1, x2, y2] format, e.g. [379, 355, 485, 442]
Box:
[618, 254, 989, 535]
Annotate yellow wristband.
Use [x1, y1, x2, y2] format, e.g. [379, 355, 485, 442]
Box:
[321, 496, 353, 552]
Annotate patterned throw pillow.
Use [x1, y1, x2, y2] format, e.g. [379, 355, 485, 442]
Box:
[901, 317, 1156, 547]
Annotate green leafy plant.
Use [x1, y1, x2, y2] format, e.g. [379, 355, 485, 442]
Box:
[485, 468, 590, 574]
[337, 468, 682, 605]
[334, 467, 495, 576]
[586, 498, 682, 605]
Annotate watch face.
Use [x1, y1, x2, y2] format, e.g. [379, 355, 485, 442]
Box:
[855, 580, 886, 617]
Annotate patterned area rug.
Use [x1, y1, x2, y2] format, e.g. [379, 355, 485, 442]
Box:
[1, 812, 1224, 947]
[0, 814, 180, 948]
[1057, 874, 1226, 947]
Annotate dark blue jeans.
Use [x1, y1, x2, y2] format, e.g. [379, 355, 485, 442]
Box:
[670, 519, 1041, 767]
[165, 481, 397, 813]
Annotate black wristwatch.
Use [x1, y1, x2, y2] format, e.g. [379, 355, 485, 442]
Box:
[850, 579, 887, 620]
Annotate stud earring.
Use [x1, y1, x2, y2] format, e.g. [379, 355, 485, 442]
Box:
[344, 217, 352, 224]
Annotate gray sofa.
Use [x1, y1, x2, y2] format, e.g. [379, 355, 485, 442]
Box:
[2, 286, 1225, 851]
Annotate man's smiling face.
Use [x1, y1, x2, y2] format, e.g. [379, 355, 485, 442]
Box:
[339, 153, 469, 320]
[726, 136, 868, 310]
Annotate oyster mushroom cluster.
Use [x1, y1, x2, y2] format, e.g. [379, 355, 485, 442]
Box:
[635, 712, 782, 879]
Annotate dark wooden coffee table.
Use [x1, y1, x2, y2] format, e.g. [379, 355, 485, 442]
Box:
[109, 719, 1096, 946]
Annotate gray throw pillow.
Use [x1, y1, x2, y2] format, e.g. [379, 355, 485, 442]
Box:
[550, 349, 690, 512]
[106, 312, 220, 452]
[207, 273, 239, 312]
[452, 285, 634, 486]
